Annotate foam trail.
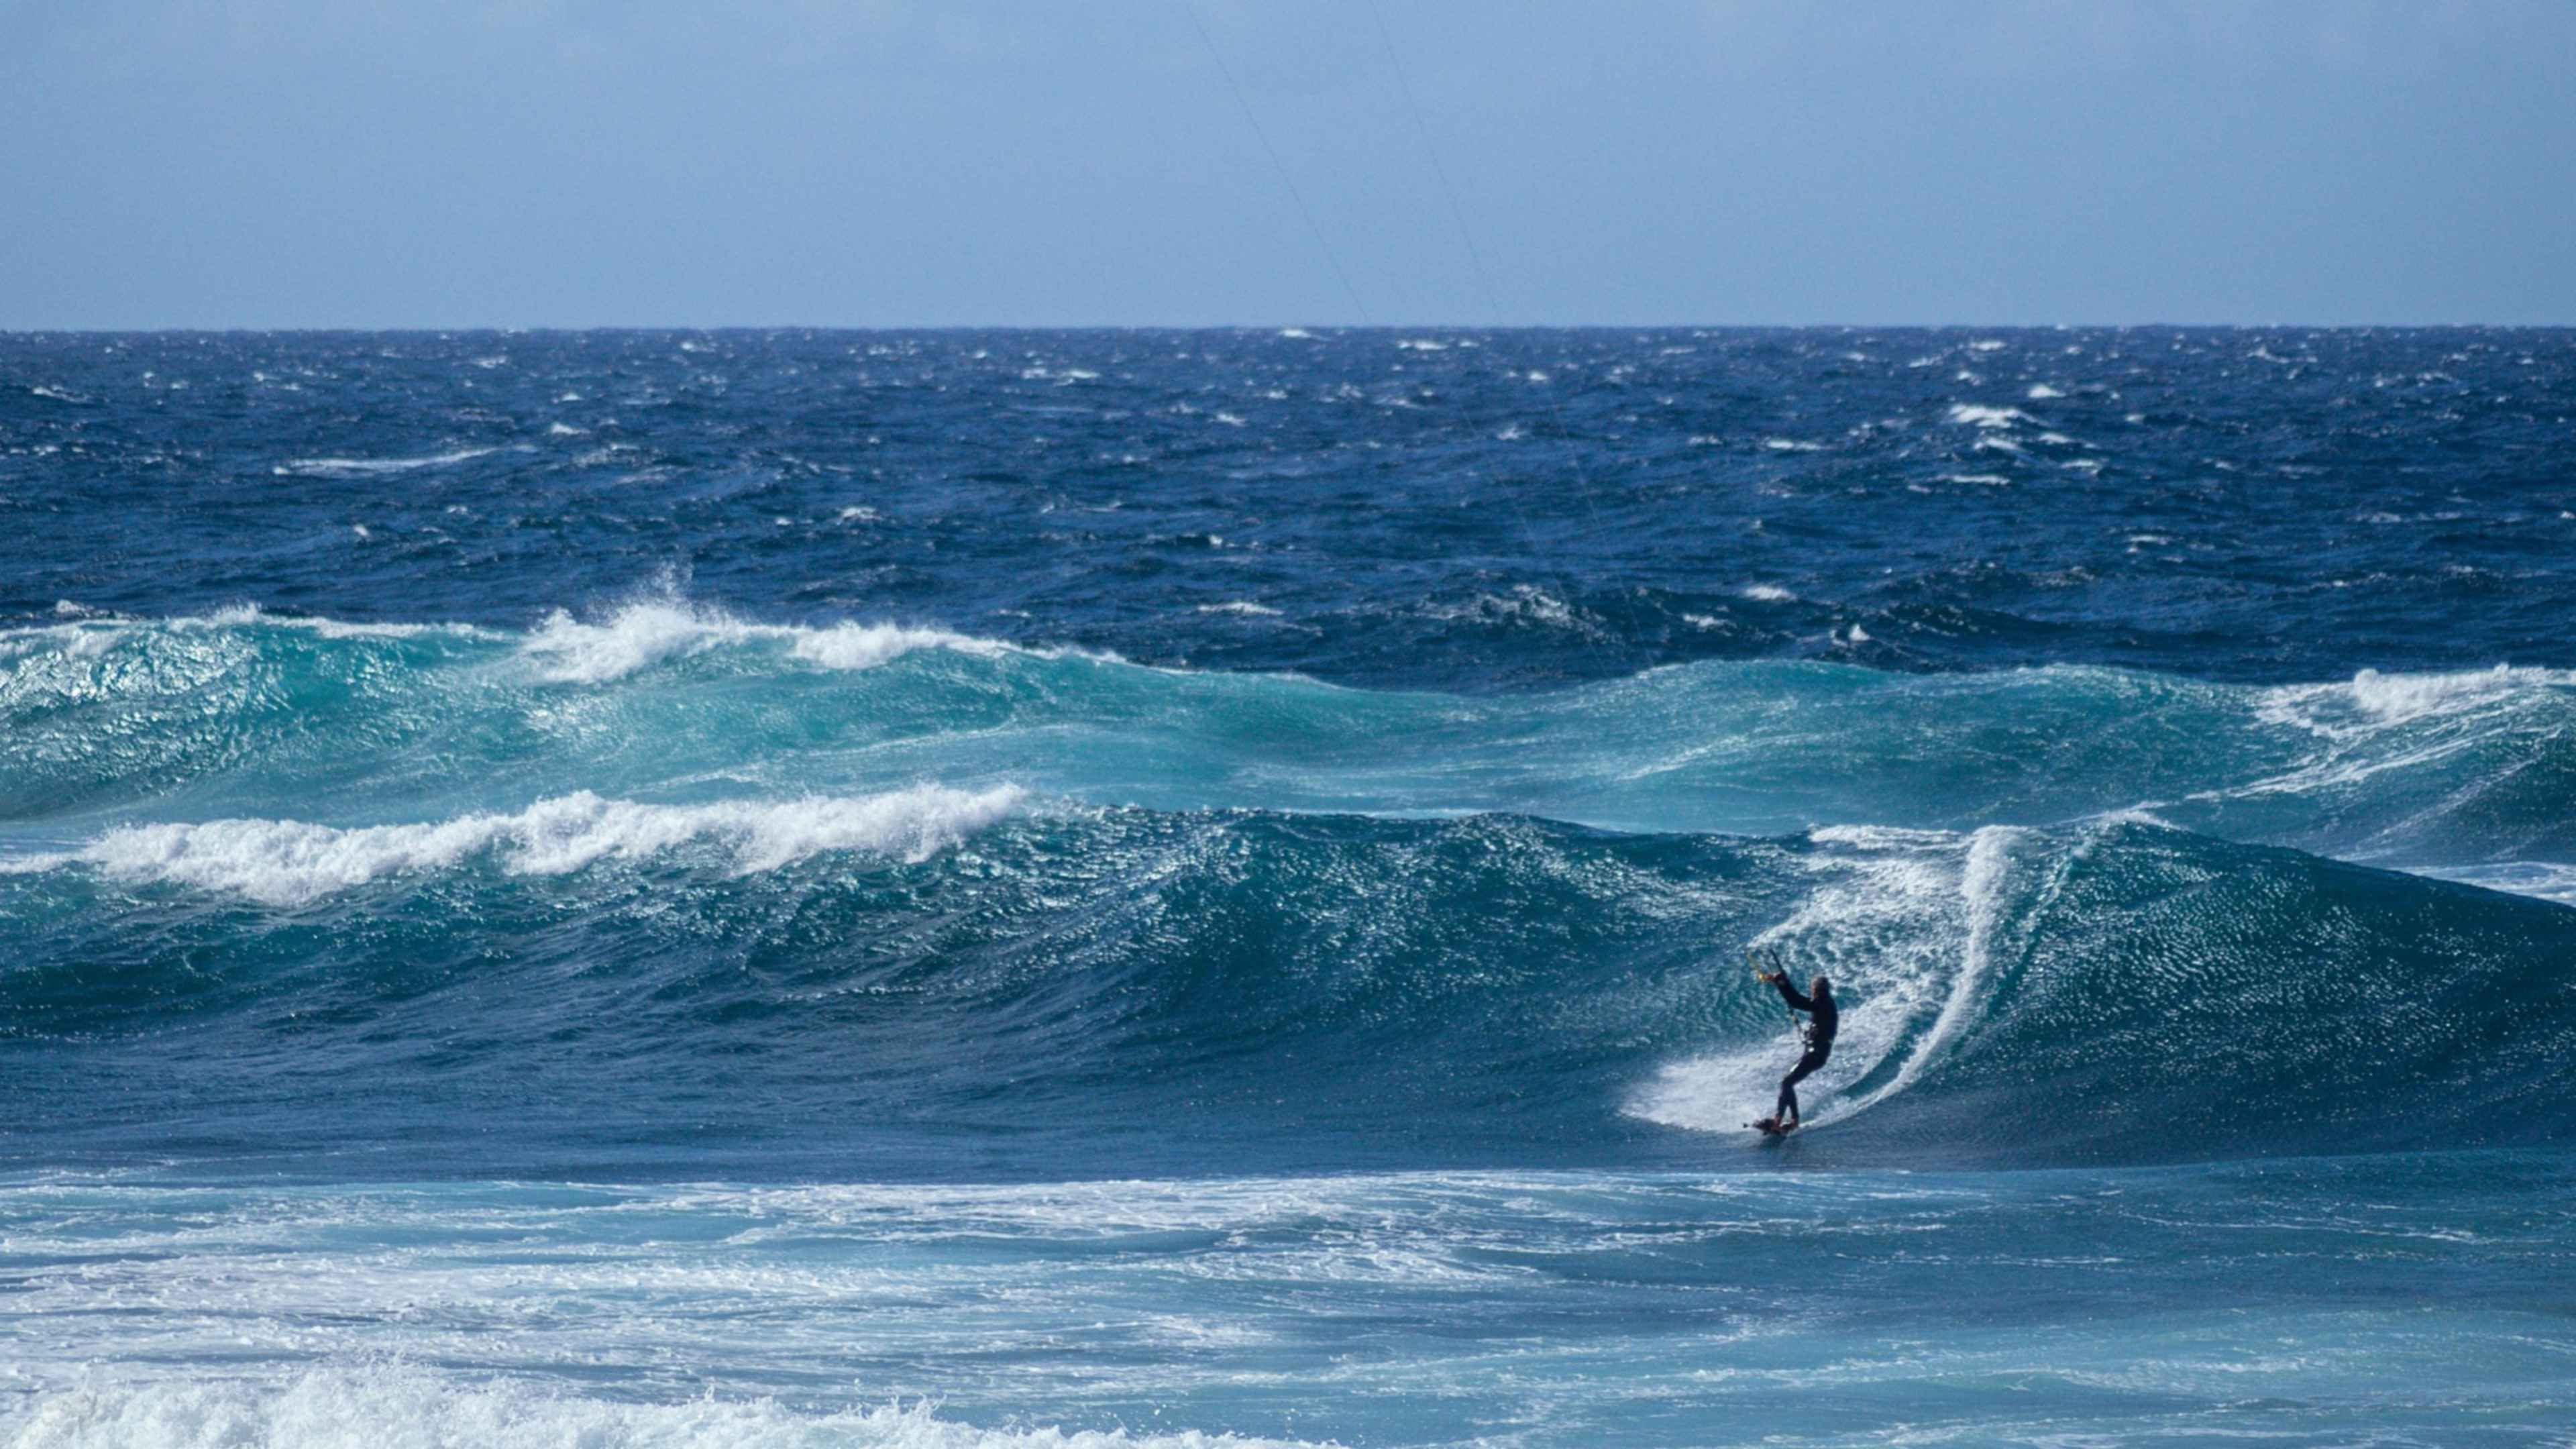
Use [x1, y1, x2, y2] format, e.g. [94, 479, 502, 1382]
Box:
[1875, 824, 2021, 1103]
[43, 786, 1026, 906]
[275, 448, 501, 477]
[0, 602, 492, 654]
[1621, 1045, 1790, 1136]
[3, 1369, 1316, 1449]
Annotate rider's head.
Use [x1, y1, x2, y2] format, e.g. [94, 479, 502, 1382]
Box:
[1811, 975, 1832, 999]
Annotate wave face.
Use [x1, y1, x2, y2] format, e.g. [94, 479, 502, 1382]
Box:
[7, 749, 2573, 1173]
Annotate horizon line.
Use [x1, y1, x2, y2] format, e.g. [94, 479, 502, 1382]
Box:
[8, 321, 2576, 336]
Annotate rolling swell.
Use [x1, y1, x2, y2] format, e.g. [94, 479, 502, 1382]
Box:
[5, 795, 2570, 1174]
[9, 604, 2576, 869]
[8, 603, 2576, 1173]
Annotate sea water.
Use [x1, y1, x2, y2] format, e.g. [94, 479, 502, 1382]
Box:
[4, 329, 2573, 1446]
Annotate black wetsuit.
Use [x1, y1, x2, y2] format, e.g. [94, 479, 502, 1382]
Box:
[1772, 976, 1837, 1124]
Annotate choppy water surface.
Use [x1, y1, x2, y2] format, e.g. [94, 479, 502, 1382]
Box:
[5, 329, 2574, 1446]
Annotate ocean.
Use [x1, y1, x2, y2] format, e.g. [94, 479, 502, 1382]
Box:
[4, 327, 2573, 1446]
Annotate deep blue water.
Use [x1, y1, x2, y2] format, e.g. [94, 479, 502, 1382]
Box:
[5, 329, 2575, 1446]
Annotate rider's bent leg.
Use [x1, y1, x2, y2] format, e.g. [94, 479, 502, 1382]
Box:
[1778, 1047, 1827, 1125]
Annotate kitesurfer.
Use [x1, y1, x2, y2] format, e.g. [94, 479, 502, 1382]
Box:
[1753, 960, 1837, 1129]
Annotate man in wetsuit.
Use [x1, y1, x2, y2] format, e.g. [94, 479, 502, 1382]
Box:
[1754, 963, 1837, 1128]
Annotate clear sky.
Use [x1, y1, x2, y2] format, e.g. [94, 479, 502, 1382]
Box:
[5, 1, 2571, 327]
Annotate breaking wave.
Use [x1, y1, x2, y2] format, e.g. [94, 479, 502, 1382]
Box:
[6, 802, 2572, 1173]
[5, 603, 2576, 1173]
[11, 785, 1024, 907]
[518, 598, 1030, 684]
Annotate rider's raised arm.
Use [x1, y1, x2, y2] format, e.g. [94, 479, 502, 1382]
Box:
[1770, 973, 1815, 1012]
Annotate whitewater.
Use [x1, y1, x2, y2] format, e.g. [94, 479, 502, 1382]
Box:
[5, 329, 2575, 1446]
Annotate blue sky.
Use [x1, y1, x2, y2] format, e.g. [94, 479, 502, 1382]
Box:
[5, 1, 2571, 327]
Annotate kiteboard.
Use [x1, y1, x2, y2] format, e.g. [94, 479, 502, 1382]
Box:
[1748, 1116, 1798, 1138]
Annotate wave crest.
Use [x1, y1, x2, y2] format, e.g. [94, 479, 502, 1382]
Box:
[34, 785, 1026, 907]
[521, 600, 1018, 684]
[15, 604, 2576, 890]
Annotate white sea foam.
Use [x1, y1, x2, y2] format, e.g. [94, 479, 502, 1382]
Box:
[0, 604, 490, 658]
[2420, 861, 2576, 907]
[1760, 437, 1823, 452]
[274, 448, 500, 477]
[1623, 1046, 1790, 1136]
[2025, 383, 2065, 399]
[1197, 601, 1282, 617]
[193, 603, 488, 640]
[1421, 586, 1591, 635]
[1804, 824, 1959, 850]
[2344, 666, 2574, 722]
[3, 1370, 1310, 1449]
[1943, 404, 2034, 429]
[1739, 584, 1796, 602]
[44, 785, 1026, 906]
[518, 601, 1022, 684]
[2255, 665, 2576, 737]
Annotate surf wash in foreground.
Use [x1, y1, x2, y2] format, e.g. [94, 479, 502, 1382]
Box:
[6, 1154, 2573, 1448]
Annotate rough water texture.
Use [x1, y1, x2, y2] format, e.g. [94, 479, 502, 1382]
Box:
[5, 329, 2575, 1446]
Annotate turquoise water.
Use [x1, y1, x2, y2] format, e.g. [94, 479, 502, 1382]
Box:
[9, 1159, 2572, 1447]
